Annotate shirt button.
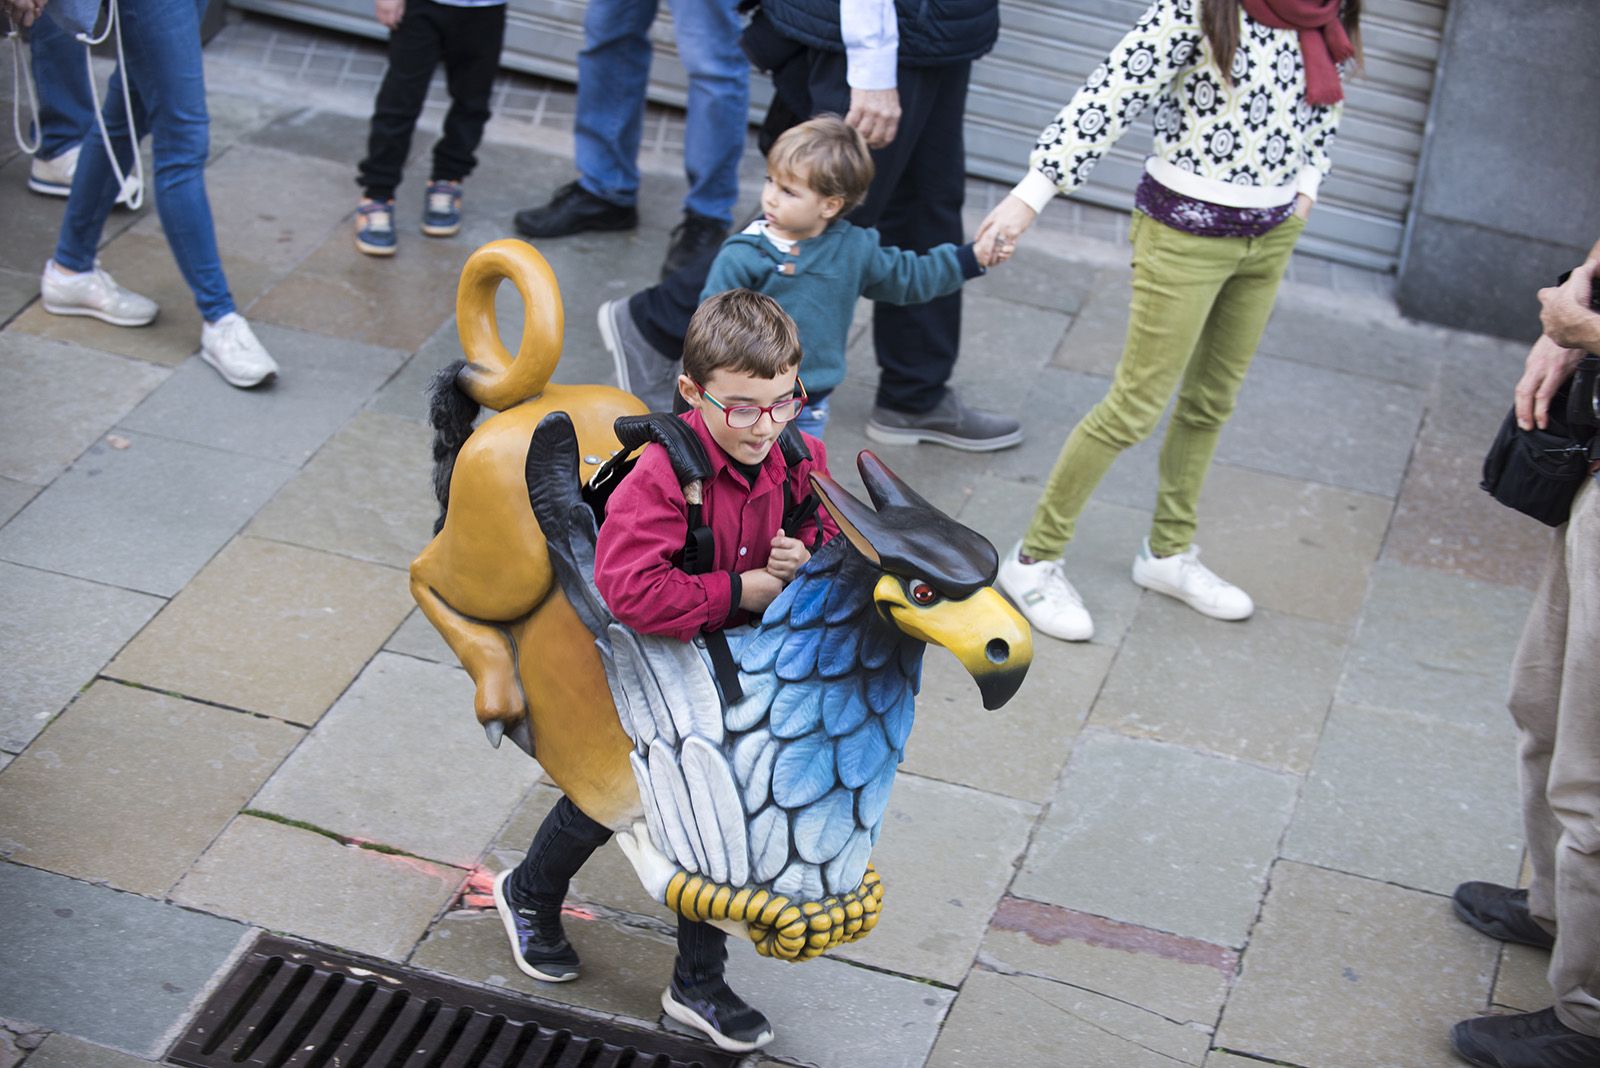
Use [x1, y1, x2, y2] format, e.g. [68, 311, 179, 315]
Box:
[739, 547, 748, 556]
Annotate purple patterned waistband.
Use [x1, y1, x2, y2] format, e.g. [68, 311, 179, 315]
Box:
[1133, 173, 1295, 238]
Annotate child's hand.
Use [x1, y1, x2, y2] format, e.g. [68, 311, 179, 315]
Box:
[375, 0, 403, 28]
[739, 569, 786, 614]
[766, 529, 811, 582]
[974, 194, 1036, 267]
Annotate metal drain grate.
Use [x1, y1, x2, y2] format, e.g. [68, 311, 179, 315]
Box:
[166, 934, 740, 1068]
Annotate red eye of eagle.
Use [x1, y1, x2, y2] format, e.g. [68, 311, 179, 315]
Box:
[910, 580, 938, 606]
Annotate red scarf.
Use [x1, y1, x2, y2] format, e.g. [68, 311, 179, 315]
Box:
[1239, 0, 1354, 105]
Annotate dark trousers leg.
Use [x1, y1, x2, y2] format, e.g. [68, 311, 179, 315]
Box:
[357, 3, 445, 200]
[508, 795, 614, 909]
[433, 4, 506, 183]
[673, 916, 729, 987]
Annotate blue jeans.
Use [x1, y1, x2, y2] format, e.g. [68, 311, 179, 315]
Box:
[53, 0, 234, 322]
[29, 15, 96, 160]
[794, 392, 830, 440]
[574, 0, 746, 224]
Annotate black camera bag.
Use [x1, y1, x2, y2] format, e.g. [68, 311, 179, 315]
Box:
[1480, 360, 1596, 527]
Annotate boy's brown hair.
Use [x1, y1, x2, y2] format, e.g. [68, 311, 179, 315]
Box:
[683, 289, 803, 383]
[767, 114, 875, 213]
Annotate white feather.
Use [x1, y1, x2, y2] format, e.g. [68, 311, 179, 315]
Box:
[824, 828, 872, 895]
[630, 751, 669, 858]
[649, 738, 707, 873]
[773, 859, 821, 900]
[604, 645, 651, 749]
[611, 625, 678, 747]
[680, 736, 750, 887]
[749, 805, 790, 883]
[647, 633, 723, 745]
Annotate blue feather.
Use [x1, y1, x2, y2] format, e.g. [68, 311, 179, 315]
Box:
[739, 625, 786, 674]
[882, 688, 915, 751]
[787, 577, 829, 630]
[824, 571, 871, 624]
[822, 678, 868, 736]
[824, 829, 872, 894]
[769, 682, 822, 739]
[859, 617, 897, 670]
[772, 732, 835, 808]
[764, 579, 802, 622]
[724, 671, 779, 732]
[749, 805, 790, 883]
[867, 666, 906, 715]
[793, 787, 855, 864]
[855, 759, 897, 833]
[818, 624, 859, 680]
[776, 632, 819, 681]
[899, 640, 924, 692]
[836, 718, 890, 789]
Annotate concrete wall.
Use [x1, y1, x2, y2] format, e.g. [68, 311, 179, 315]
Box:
[1397, 0, 1600, 341]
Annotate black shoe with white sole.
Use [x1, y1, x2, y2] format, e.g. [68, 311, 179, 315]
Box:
[1451, 1008, 1600, 1068]
[661, 977, 774, 1053]
[492, 869, 580, 983]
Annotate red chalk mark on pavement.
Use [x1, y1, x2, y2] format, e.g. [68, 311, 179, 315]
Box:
[990, 895, 1238, 977]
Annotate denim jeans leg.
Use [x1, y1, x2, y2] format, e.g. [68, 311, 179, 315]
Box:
[793, 394, 829, 440]
[574, 0, 657, 207]
[669, 0, 745, 223]
[29, 16, 96, 158]
[54, 69, 143, 272]
[672, 916, 728, 987]
[509, 796, 614, 908]
[119, 0, 235, 321]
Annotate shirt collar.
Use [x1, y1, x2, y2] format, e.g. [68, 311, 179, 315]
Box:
[682, 408, 789, 493]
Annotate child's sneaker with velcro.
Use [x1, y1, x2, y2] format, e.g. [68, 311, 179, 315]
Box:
[491, 869, 580, 982]
[661, 976, 774, 1052]
[356, 198, 397, 256]
[422, 180, 463, 237]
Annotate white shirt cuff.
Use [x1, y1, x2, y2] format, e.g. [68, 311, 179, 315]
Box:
[1011, 170, 1060, 215]
[846, 45, 898, 90]
[1295, 167, 1323, 201]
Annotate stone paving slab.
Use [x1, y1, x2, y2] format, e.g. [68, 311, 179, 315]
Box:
[986, 247, 1101, 318]
[1090, 598, 1347, 773]
[0, 265, 37, 324]
[385, 607, 459, 665]
[926, 966, 1210, 1068]
[243, 105, 384, 167]
[1339, 562, 1532, 731]
[1493, 943, 1550, 1013]
[1214, 861, 1497, 1068]
[107, 536, 414, 725]
[1194, 462, 1392, 626]
[7, 232, 277, 368]
[0, 155, 139, 276]
[0, 478, 36, 528]
[1050, 265, 1135, 379]
[1255, 302, 1447, 389]
[1384, 439, 1550, 590]
[250, 653, 539, 866]
[119, 323, 407, 465]
[0, 562, 163, 753]
[982, 896, 1234, 1030]
[1284, 702, 1522, 897]
[1015, 731, 1299, 947]
[0, 680, 301, 896]
[0, 333, 169, 485]
[247, 410, 436, 570]
[902, 637, 1111, 804]
[0, 430, 296, 597]
[0, 860, 249, 1057]
[20, 1033, 158, 1068]
[1216, 355, 1425, 498]
[1421, 333, 1527, 451]
[366, 315, 460, 423]
[171, 814, 461, 961]
[833, 773, 1038, 985]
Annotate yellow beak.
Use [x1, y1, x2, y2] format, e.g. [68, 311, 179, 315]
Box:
[874, 577, 1033, 709]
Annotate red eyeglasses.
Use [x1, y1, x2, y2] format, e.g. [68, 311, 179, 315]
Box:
[697, 378, 808, 429]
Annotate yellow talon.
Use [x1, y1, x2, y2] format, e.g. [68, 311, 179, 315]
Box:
[694, 880, 716, 919]
[729, 887, 753, 919]
[666, 872, 688, 913]
[711, 885, 732, 919]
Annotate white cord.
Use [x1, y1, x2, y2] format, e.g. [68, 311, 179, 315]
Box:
[78, 0, 143, 210]
[7, 22, 42, 155]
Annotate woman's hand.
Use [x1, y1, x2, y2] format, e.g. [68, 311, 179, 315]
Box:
[3, 0, 48, 27]
[1293, 194, 1313, 221]
[974, 194, 1038, 267]
[765, 529, 810, 582]
[375, 0, 403, 28]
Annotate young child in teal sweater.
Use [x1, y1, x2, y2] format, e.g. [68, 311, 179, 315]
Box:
[700, 115, 997, 437]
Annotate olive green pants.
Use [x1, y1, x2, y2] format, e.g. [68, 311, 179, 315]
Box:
[1023, 211, 1305, 560]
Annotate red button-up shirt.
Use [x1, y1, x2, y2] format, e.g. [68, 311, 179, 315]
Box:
[593, 410, 841, 642]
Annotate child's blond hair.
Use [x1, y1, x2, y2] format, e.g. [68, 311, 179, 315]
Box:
[766, 114, 875, 214]
[683, 289, 803, 383]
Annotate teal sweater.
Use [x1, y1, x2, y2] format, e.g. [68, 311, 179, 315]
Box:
[700, 220, 983, 394]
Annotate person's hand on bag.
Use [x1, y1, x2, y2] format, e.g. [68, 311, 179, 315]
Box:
[1514, 334, 1585, 431]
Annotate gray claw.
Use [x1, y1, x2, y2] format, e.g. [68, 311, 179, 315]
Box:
[507, 718, 534, 757]
[484, 720, 505, 748]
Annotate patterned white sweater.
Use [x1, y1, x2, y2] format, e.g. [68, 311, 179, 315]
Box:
[1011, 0, 1343, 215]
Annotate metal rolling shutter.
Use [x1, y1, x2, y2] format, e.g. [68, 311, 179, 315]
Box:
[231, 0, 1441, 270]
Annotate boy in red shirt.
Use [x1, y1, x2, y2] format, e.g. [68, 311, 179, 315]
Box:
[493, 289, 838, 1053]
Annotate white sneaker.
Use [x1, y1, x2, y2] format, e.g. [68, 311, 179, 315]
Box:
[29, 145, 79, 197]
[1131, 539, 1254, 621]
[40, 259, 158, 326]
[200, 313, 279, 388]
[997, 541, 1094, 642]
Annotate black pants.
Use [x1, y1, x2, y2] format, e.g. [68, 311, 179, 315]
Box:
[509, 795, 729, 987]
[357, 0, 507, 200]
[631, 34, 972, 414]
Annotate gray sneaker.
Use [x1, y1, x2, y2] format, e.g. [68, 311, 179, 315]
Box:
[865, 391, 1023, 452]
[598, 298, 679, 412]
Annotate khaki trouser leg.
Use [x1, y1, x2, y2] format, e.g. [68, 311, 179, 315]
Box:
[1510, 477, 1600, 1037]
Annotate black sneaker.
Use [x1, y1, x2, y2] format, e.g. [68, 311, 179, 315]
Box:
[1453, 882, 1556, 950]
[1451, 1008, 1600, 1068]
[491, 869, 580, 982]
[660, 211, 728, 279]
[661, 977, 774, 1053]
[865, 390, 1024, 452]
[513, 181, 638, 239]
